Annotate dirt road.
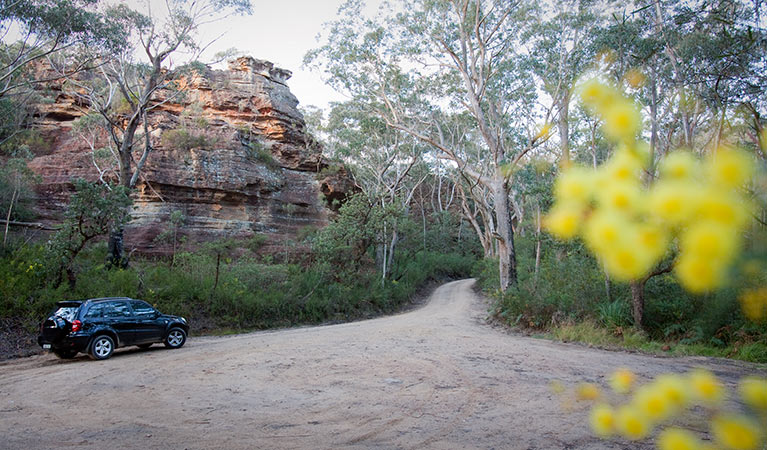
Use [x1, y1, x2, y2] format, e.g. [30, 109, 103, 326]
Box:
[0, 279, 763, 449]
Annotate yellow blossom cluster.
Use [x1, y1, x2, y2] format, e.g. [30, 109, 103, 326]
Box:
[739, 287, 767, 321]
[544, 78, 756, 294]
[582, 368, 767, 449]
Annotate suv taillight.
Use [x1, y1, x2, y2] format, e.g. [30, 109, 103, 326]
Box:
[71, 320, 82, 333]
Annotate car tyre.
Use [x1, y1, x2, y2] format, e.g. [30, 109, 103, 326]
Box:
[89, 335, 115, 360]
[164, 327, 186, 349]
[53, 349, 78, 359]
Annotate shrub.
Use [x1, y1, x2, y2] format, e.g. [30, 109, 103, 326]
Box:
[247, 140, 279, 168]
[161, 128, 214, 150]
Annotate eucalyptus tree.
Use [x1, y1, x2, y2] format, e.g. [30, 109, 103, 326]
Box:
[0, 146, 39, 244]
[526, 0, 599, 165]
[325, 100, 429, 281]
[44, 179, 132, 288]
[648, 0, 764, 150]
[63, 0, 251, 267]
[594, 0, 766, 160]
[307, 0, 551, 291]
[0, 0, 122, 98]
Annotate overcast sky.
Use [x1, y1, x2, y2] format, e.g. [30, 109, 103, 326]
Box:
[101, 0, 378, 109]
[172, 0, 392, 111]
[194, 0, 351, 109]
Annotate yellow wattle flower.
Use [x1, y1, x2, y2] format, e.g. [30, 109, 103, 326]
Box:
[648, 181, 700, 226]
[583, 211, 627, 255]
[615, 405, 652, 440]
[705, 147, 754, 189]
[579, 78, 617, 111]
[535, 122, 552, 141]
[696, 190, 750, 230]
[550, 380, 566, 394]
[624, 68, 646, 89]
[688, 369, 726, 405]
[738, 376, 767, 411]
[679, 222, 738, 261]
[659, 150, 700, 181]
[738, 287, 767, 321]
[675, 254, 728, 294]
[633, 384, 674, 422]
[554, 166, 595, 205]
[657, 427, 703, 450]
[576, 382, 601, 401]
[596, 180, 642, 212]
[602, 99, 641, 142]
[655, 374, 691, 410]
[636, 223, 669, 262]
[589, 404, 615, 438]
[604, 149, 643, 183]
[609, 368, 636, 394]
[603, 240, 655, 282]
[711, 414, 763, 450]
[544, 204, 583, 240]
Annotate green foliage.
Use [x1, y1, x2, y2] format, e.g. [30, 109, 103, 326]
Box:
[0, 146, 41, 226]
[246, 140, 278, 168]
[597, 300, 632, 330]
[43, 179, 132, 286]
[478, 234, 767, 361]
[0, 236, 475, 337]
[486, 237, 609, 329]
[246, 234, 267, 253]
[161, 128, 214, 151]
[0, 0, 131, 55]
[312, 193, 402, 275]
[316, 162, 344, 180]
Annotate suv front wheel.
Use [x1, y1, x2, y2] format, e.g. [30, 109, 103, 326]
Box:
[89, 335, 115, 360]
[164, 328, 186, 349]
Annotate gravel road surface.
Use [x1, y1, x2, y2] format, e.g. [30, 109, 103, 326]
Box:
[0, 279, 762, 449]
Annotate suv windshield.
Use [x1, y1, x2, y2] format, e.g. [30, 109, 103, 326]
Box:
[53, 307, 79, 322]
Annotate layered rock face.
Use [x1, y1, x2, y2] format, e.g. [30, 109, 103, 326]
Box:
[28, 57, 352, 254]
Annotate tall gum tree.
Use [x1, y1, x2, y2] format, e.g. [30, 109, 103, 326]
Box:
[526, 0, 599, 167]
[307, 0, 551, 291]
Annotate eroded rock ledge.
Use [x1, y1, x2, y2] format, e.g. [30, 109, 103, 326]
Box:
[27, 56, 354, 254]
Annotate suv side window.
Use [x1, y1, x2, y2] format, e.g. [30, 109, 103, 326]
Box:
[104, 301, 132, 318]
[130, 300, 156, 318]
[84, 303, 107, 319]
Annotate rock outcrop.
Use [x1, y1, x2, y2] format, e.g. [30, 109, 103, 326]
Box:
[27, 57, 355, 254]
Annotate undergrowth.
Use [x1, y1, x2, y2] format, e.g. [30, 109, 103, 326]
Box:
[0, 240, 475, 336]
[475, 236, 767, 363]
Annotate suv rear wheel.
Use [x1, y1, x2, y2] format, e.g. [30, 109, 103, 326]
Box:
[164, 328, 186, 349]
[89, 335, 115, 360]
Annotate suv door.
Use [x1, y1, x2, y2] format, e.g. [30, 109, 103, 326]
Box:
[102, 300, 136, 346]
[130, 300, 166, 344]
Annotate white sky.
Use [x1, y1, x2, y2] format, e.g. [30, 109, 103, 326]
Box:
[92, 0, 384, 110]
[195, 0, 357, 109]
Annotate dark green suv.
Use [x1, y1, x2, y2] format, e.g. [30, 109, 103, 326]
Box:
[38, 297, 189, 360]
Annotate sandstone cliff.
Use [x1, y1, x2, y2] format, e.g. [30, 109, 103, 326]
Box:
[27, 57, 353, 254]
